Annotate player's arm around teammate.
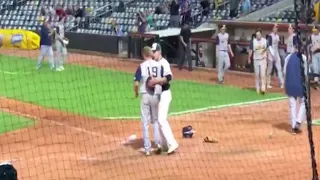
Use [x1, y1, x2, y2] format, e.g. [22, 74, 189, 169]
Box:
[266, 24, 284, 89]
[215, 25, 234, 84]
[248, 29, 268, 95]
[133, 47, 163, 156]
[151, 43, 179, 154]
[36, 18, 55, 70]
[283, 44, 307, 134]
[55, 16, 68, 71]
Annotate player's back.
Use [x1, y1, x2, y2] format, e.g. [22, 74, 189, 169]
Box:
[139, 59, 163, 95]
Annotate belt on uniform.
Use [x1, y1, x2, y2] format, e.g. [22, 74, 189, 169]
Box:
[219, 50, 227, 51]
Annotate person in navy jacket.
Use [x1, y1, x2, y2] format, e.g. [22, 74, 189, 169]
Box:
[284, 40, 308, 135]
[36, 18, 55, 70]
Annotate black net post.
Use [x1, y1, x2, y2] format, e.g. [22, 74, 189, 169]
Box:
[294, 0, 319, 179]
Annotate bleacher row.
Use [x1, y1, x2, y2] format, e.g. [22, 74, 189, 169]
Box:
[0, 0, 302, 36]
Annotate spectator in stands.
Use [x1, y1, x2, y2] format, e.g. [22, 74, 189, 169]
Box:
[241, 0, 251, 15]
[117, 1, 125, 13]
[229, 0, 240, 18]
[155, 5, 162, 14]
[146, 10, 154, 30]
[200, 0, 210, 16]
[65, 5, 73, 15]
[179, 22, 192, 71]
[161, 4, 169, 14]
[40, 5, 46, 16]
[169, 0, 180, 27]
[181, 0, 191, 25]
[136, 11, 147, 33]
[112, 20, 124, 36]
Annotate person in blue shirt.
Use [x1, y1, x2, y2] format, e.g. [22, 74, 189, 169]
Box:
[284, 41, 308, 135]
[36, 18, 55, 70]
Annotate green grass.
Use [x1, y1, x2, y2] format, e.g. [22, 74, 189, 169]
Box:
[0, 111, 34, 133]
[0, 55, 284, 118]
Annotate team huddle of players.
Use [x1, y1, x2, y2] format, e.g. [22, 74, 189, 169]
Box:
[216, 24, 320, 94]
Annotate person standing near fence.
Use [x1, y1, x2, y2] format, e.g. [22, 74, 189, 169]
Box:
[36, 18, 55, 70]
[266, 24, 284, 89]
[215, 25, 234, 84]
[179, 23, 192, 71]
[151, 43, 179, 154]
[133, 46, 163, 156]
[248, 29, 268, 95]
[55, 16, 68, 71]
[284, 43, 307, 135]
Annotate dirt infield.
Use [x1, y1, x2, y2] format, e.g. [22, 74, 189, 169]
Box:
[0, 49, 320, 180]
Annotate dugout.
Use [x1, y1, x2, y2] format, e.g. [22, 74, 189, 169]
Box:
[127, 28, 216, 66]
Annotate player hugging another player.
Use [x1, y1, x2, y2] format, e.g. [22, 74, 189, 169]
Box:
[134, 46, 169, 156]
[284, 39, 307, 135]
[152, 43, 179, 154]
[248, 29, 268, 95]
[54, 15, 68, 71]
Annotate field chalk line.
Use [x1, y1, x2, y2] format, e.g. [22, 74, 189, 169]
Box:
[0, 70, 31, 75]
[101, 96, 287, 120]
[0, 106, 113, 139]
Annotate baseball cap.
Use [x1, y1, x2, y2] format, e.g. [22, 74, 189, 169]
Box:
[151, 43, 161, 52]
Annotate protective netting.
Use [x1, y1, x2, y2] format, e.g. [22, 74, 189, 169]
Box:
[0, 0, 320, 180]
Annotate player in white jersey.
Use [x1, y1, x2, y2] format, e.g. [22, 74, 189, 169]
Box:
[248, 29, 268, 95]
[267, 24, 284, 89]
[310, 26, 320, 87]
[215, 25, 234, 84]
[133, 47, 164, 156]
[55, 16, 68, 71]
[286, 24, 296, 55]
[151, 43, 179, 154]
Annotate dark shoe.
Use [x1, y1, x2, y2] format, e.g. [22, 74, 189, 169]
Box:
[291, 128, 297, 135]
[218, 80, 224, 84]
[155, 144, 162, 155]
[261, 91, 265, 95]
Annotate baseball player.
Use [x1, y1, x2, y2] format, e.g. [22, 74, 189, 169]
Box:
[151, 43, 179, 154]
[248, 29, 268, 95]
[36, 18, 55, 70]
[215, 25, 234, 84]
[267, 24, 284, 89]
[286, 24, 296, 56]
[309, 25, 320, 88]
[55, 16, 68, 71]
[133, 46, 164, 156]
[284, 43, 307, 135]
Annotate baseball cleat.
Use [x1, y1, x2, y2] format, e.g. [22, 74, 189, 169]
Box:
[267, 85, 272, 89]
[167, 143, 179, 154]
[291, 128, 297, 135]
[59, 66, 65, 70]
[218, 80, 224, 84]
[260, 91, 265, 95]
[155, 144, 162, 155]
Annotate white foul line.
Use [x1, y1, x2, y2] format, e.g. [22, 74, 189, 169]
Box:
[0, 70, 32, 75]
[101, 96, 287, 120]
[0, 107, 113, 139]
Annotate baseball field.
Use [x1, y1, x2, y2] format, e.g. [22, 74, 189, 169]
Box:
[0, 49, 319, 180]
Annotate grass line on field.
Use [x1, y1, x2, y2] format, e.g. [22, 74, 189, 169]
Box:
[101, 96, 286, 120]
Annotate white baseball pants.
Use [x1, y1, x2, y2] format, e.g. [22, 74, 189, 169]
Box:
[288, 97, 305, 128]
[267, 52, 284, 86]
[158, 89, 178, 148]
[253, 59, 267, 92]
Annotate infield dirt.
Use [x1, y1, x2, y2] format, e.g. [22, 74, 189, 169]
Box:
[0, 49, 319, 180]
